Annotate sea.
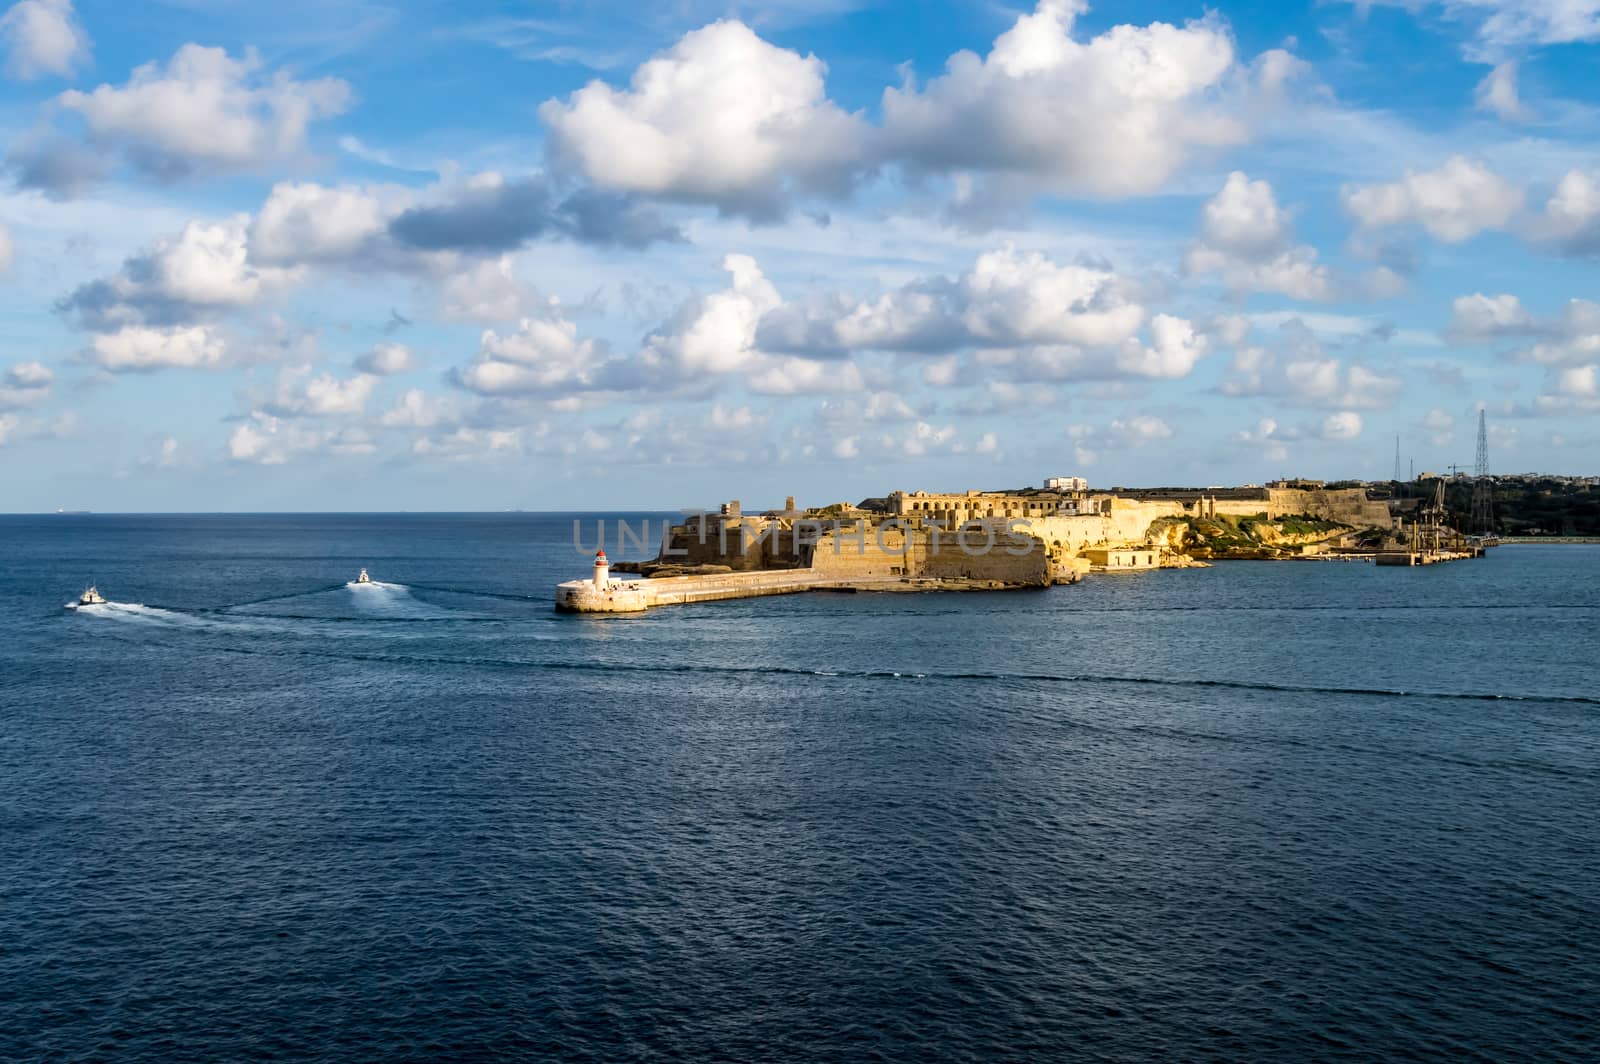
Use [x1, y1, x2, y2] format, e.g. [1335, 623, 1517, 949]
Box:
[2, 513, 1596, 1062]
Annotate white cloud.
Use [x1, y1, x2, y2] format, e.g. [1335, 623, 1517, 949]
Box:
[1184, 171, 1334, 300]
[0, 360, 52, 408]
[1320, 410, 1363, 440]
[378, 388, 458, 429]
[762, 245, 1206, 383]
[0, 221, 12, 272]
[1066, 414, 1175, 464]
[1108, 415, 1175, 444]
[1342, 156, 1522, 242]
[639, 252, 780, 377]
[1115, 315, 1210, 380]
[438, 256, 544, 322]
[1511, 299, 1600, 367]
[355, 343, 415, 375]
[63, 215, 302, 330]
[57, 44, 350, 181]
[1446, 292, 1536, 341]
[249, 181, 393, 265]
[881, 1, 1265, 204]
[412, 426, 525, 461]
[1353, 1, 1600, 55]
[747, 356, 864, 395]
[1529, 169, 1600, 258]
[228, 410, 376, 464]
[457, 313, 602, 396]
[540, 19, 867, 219]
[958, 246, 1145, 347]
[265, 369, 377, 417]
[0, 0, 87, 79]
[1221, 320, 1402, 409]
[89, 324, 226, 371]
[1474, 61, 1529, 121]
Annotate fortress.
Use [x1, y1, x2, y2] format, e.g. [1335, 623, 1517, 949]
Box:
[556, 478, 1411, 612]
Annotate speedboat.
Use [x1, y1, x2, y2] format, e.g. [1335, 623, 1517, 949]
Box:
[77, 585, 106, 606]
[356, 568, 371, 583]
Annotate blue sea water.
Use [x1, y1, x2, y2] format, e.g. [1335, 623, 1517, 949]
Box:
[2, 513, 1596, 1062]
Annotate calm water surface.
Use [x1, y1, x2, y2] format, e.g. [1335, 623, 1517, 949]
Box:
[2, 514, 1596, 1061]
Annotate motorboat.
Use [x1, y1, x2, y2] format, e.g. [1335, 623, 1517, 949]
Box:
[356, 568, 371, 583]
[77, 585, 106, 606]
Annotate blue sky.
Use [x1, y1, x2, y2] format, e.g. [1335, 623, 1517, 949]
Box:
[1, 0, 1597, 512]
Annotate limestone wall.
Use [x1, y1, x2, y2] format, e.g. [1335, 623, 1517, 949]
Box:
[1264, 488, 1393, 527]
[807, 525, 1050, 585]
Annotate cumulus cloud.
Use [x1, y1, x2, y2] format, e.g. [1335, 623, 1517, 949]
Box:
[47, 44, 349, 186]
[1066, 414, 1175, 465]
[355, 343, 415, 375]
[539, 2, 1295, 220]
[228, 410, 376, 464]
[639, 252, 781, 377]
[246, 175, 674, 284]
[880, 1, 1274, 205]
[0, 0, 87, 79]
[248, 181, 396, 266]
[0, 360, 52, 408]
[1342, 156, 1522, 242]
[1509, 299, 1600, 367]
[1184, 171, 1334, 300]
[456, 313, 603, 397]
[747, 356, 864, 395]
[263, 369, 377, 417]
[1445, 292, 1536, 341]
[541, 19, 868, 220]
[0, 220, 13, 272]
[89, 324, 226, 371]
[411, 426, 526, 462]
[1529, 169, 1600, 258]
[378, 388, 460, 429]
[760, 245, 1205, 381]
[1446, 292, 1600, 373]
[61, 215, 301, 331]
[1234, 410, 1362, 460]
[1474, 60, 1529, 121]
[1221, 319, 1401, 409]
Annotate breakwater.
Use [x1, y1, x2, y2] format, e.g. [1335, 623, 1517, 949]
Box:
[555, 569, 1034, 613]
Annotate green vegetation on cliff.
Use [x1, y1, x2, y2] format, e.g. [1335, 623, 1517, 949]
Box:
[1158, 513, 1353, 559]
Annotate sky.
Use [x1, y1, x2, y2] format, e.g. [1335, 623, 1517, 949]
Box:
[0, 0, 1597, 512]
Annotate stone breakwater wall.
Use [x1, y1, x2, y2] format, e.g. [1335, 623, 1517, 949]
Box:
[556, 570, 909, 613]
[555, 565, 1050, 613]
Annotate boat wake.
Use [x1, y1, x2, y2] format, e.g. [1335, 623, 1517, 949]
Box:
[64, 601, 203, 627]
[346, 579, 408, 592]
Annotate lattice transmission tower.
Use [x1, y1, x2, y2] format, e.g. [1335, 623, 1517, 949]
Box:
[1470, 409, 1495, 534]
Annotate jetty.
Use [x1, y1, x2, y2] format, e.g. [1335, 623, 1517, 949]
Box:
[1375, 547, 1484, 566]
[555, 566, 1025, 613]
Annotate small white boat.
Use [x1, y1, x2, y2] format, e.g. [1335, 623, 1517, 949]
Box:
[356, 568, 371, 584]
[77, 586, 106, 606]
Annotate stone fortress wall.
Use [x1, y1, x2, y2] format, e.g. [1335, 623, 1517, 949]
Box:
[639, 480, 1396, 586]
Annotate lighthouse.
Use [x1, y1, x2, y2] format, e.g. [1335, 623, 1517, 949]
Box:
[592, 549, 609, 590]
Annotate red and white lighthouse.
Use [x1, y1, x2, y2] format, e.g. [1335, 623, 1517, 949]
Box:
[592, 549, 609, 590]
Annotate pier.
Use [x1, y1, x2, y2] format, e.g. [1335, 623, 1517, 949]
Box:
[555, 568, 1017, 613]
[1374, 547, 1484, 566]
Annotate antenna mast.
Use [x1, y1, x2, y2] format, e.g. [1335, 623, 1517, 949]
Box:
[1470, 409, 1495, 535]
